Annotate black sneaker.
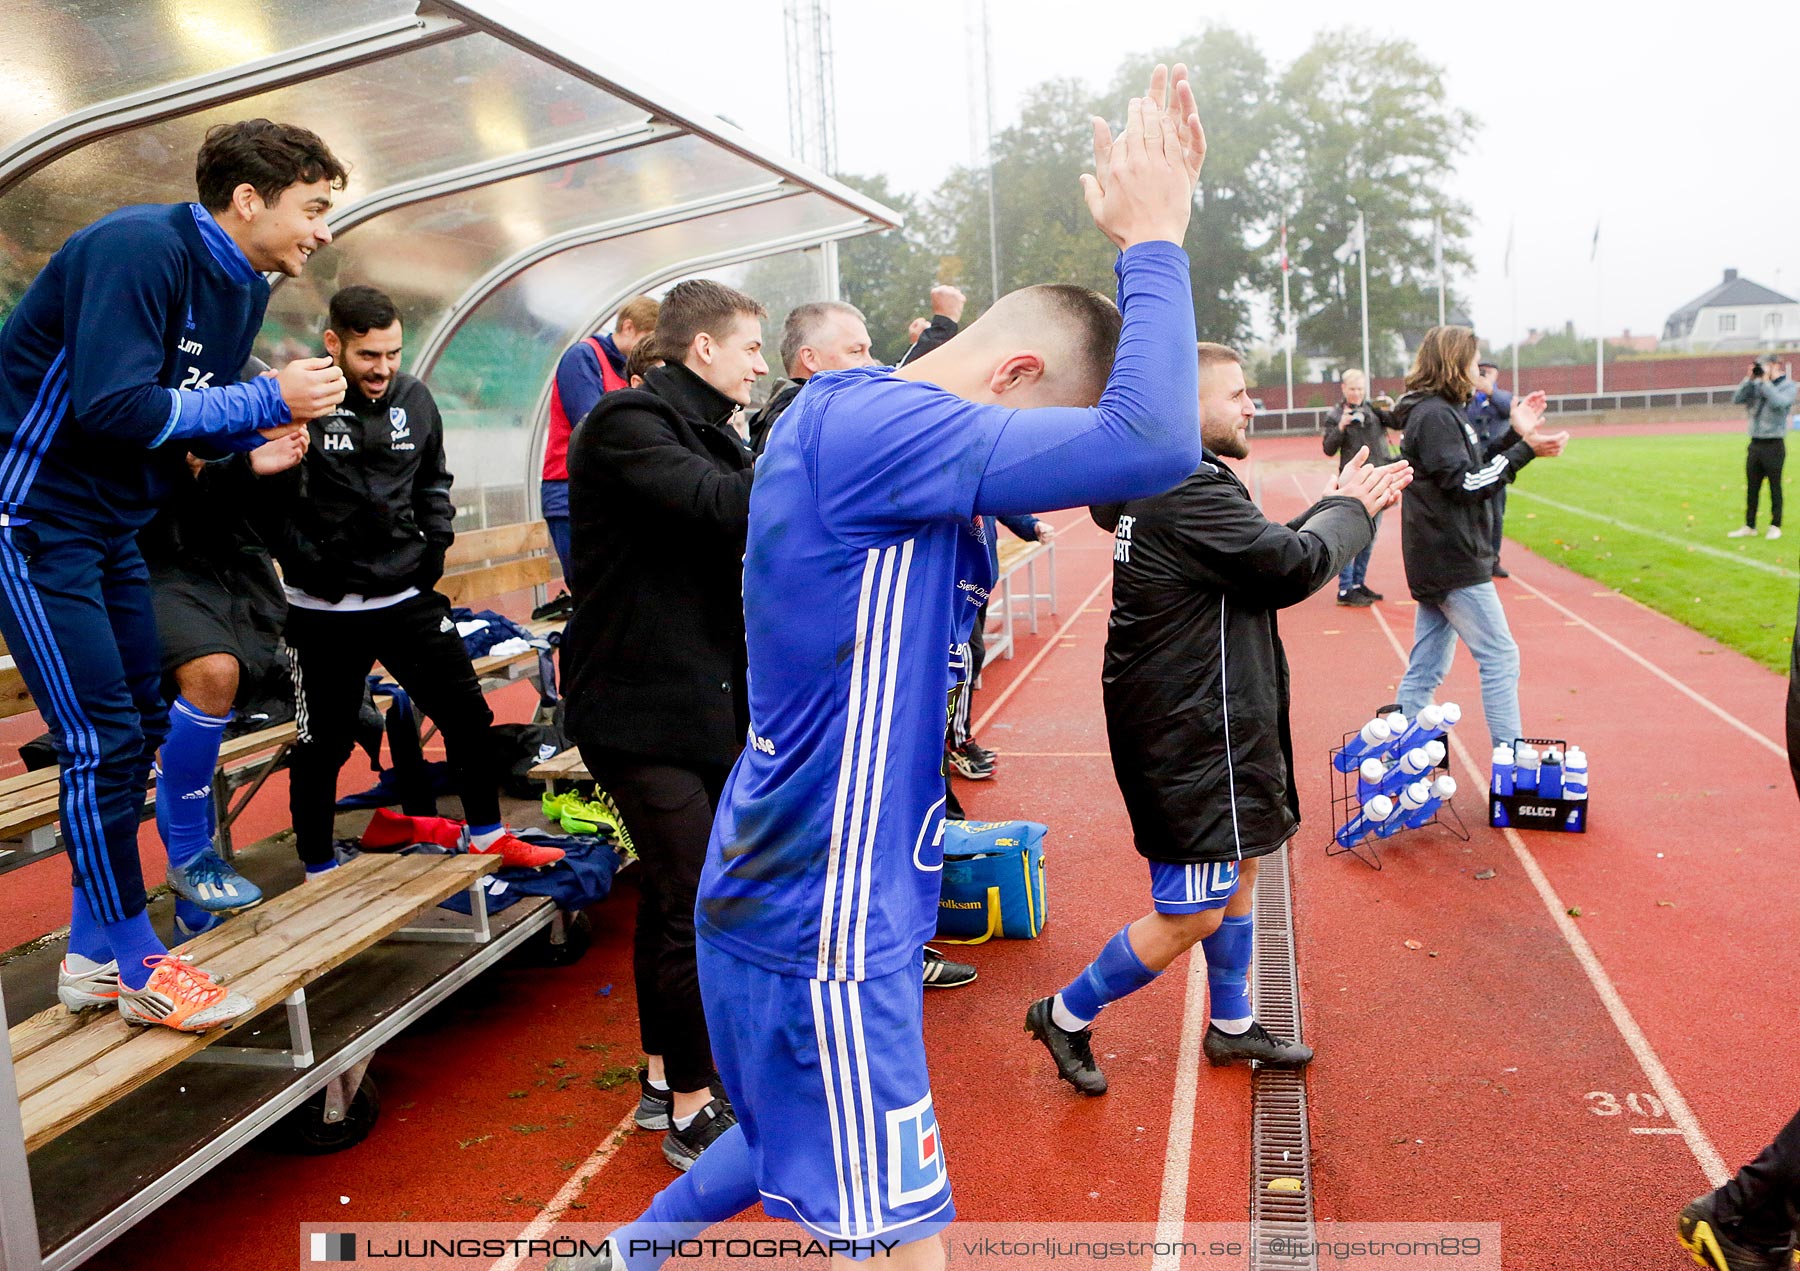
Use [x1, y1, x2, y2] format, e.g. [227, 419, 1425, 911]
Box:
[546, 1237, 619, 1271]
[947, 743, 996, 781]
[1336, 590, 1373, 608]
[532, 590, 576, 621]
[635, 1071, 672, 1130]
[1355, 584, 1384, 602]
[1491, 564, 1510, 579]
[1677, 1193, 1793, 1271]
[662, 1096, 736, 1172]
[923, 946, 977, 988]
[1203, 1021, 1314, 1069]
[962, 739, 998, 767]
[1024, 997, 1107, 1095]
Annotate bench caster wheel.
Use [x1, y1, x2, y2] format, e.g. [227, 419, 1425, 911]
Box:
[272, 1071, 380, 1154]
[537, 909, 591, 967]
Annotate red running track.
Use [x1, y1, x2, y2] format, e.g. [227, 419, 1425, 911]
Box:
[49, 437, 1800, 1269]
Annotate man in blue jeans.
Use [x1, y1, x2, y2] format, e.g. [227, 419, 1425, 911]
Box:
[1391, 326, 1567, 749]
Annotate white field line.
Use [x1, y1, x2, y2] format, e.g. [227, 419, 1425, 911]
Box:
[971, 572, 1112, 737]
[1368, 605, 1728, 1186]
[1151, 958, 1211, 1269]
[487, 1108, 639, 1271]
[1508, 488, 1798, 579]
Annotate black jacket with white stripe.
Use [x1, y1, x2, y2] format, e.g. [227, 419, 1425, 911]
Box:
[1094, 456, 1373, 865]
[1395, 390, 1534, 603]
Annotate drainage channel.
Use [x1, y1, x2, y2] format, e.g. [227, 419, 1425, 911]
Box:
[1248, 843, 1316, 1271]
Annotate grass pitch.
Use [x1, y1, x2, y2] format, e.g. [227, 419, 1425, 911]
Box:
[1502, 430, 1798, 673]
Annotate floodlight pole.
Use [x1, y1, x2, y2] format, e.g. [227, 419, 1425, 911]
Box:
[1357, 211, 1371, 384]
[1594, 235, 1605, 396]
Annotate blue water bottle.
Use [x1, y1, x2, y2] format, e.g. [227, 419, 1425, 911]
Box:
[1377, 747, 1435, 798]
[1401, 775, 1458, 830]
[1538, 747, 1564, 799]
[1373, 711, 1409, 761]
[1334, 717, 1394, 773]
[1491, 744, 1516, 796]
[1356, 757, 1388, 803]
[1377, 780, 1432, 838]
[1335, 794, 1395, 847]
[1514, 744, 1540, 794]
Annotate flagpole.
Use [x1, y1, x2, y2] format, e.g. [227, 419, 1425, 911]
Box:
[1435, 216, 1446, 327]
[1357, 211, 1371, 384]
[1593, 221, 1605, 395]
[1281, 217, 1294, 409]
[1507, 218, 1519, 395]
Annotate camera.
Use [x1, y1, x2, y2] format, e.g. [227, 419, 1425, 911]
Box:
[1752, 361, 1765, 378]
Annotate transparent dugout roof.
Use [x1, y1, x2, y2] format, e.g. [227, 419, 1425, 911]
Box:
[0, 0, 901, 481]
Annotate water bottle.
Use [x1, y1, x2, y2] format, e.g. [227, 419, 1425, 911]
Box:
[1334, 717, 1394, 772]
[1377, 747, 1435, 798]
[1377, 780, 1432, 838]
[1562, 747, 1589, 800]
[1491, 744, 1516, 796]
[1424, 739, 1447, 768]
[1374, 711, 1409, 760]
[1391, 703, 1462, 756]
[1401, 775, 1458, 830]
[1335, 794, 1395, 846]
[1538, 750, 1564, 799]
[1514, 744, 1540, 794]
[1356, 757, 1388, 803]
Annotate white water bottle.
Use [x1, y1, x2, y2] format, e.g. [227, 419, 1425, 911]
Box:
[1334, 717, 1394, 772]
[1563, 747, 1589, 800]
[1402, 775, 1458, 829]
[1373, 711, 1409, 760]
[1378, 780, 1433, 838]
[1336, 794, 1395, 846]
[1492, 744, 1516, 795]
[1391, 704, 1444, 756]
[1377, 747, 1435, 798]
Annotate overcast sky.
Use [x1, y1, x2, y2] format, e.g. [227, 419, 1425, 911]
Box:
[539, 0, 1799, 349]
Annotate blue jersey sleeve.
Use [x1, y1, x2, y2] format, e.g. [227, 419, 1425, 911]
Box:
[807, 243, 1200, 541]
[556, 340, 610, 428]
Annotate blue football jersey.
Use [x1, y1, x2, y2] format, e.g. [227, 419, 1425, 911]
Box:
[698, 368, 1003, 982]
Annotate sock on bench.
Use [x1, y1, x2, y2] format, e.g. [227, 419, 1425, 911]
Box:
[468, 823, 504, 850]
[102, 910, 168, 992]
[157, 697, 233, 869]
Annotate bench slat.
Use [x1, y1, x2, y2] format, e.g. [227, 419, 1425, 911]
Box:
[443, 521, 550, 569]
[527, 748, 588, 781]
[16, 853, 496, 1151]
[0, 664, 32, 721]
[441, 557, 551, 610]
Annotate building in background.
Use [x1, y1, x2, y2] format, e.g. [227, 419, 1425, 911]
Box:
[1661, 270, 1800, 352]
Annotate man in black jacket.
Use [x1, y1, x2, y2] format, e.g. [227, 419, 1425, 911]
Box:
[272, 286, 562, 879]
[562, 279, 764, 1172]
[1320, 368, 1398, 606]
[1027, 343, 1410, 1095]
[1393, 326, 1565, 751]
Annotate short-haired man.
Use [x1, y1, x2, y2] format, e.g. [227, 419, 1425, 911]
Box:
[0, 119, 348, 1031]
[562, 63, 1209, 1271]
[1467, 361, 1515, 574]
[1730, 354, 1795, 541]
[541, 297, 659, 584]
[270, 285, 562, 880]
[1026, 345, 1410, 1094]
[563, 278, 764, 1170]
[1321, 367, 1398, 605]
[748, 300, 875, 452]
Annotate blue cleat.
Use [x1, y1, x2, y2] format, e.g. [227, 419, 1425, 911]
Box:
[166, 848, 264, 913]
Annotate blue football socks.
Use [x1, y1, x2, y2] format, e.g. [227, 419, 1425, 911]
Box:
[67, 885, 111, 964]
[102, 910, 167, 991]
[1055, 924, 1160, 1029]
[612, 1122, 759, 1269]
[1202, 912, 1255, 1031]
[157, 697, 232, 869]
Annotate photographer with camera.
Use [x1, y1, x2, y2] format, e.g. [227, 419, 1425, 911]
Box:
[1729, 354, 1796, 540]
[1322, 368, 1399, 605]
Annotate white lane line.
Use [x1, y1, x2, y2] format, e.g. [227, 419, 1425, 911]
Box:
[1368, 605, 1729, 1187]
[1151, 958, 1211, 1268]
[1508, 488, 1798, 579]
[1633, 1128, 1686, 1136]
[971, 572, 1112, 736]
[486, 1108, 639, 1271]
[1502, 572, 1786, 760]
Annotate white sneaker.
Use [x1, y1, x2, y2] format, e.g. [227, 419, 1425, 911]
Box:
[57, 957, 120, 1013]
[1727, 526, 1757, 538]
[117, 955, 257, 1033]
[1768, 525, 1783, 540]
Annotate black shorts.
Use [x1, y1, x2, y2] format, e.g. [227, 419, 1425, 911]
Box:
[150, 557, 286, 694]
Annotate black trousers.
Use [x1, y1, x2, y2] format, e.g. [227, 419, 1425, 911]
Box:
[1715, 1104, 1800, 1249]
[286, 592, 499, 866]
[1489, 486, 1507, 558]
[583, 747, 726, 1093]
[1748, 438, 1786, 528]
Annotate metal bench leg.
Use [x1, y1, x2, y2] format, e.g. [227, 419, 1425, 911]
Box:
[321, 1057, 373, 1125]
[211, 774, 235, 861]
[1048, 540, 1059, 614]
[189, 988, 315, 1069]
[0, 979, 44, 1271]
[391, 879, 492, 944]
[1026, 558, 1041, 636]
[1001, 573, 1018, 659]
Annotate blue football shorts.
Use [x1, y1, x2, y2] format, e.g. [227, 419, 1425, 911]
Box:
[1147, 858, 1241, 914]
[696, 937, 955, 1252]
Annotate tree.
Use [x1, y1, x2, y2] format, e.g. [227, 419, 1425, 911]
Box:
[834, 172, 943, 364]
[1275, 29, 1477, 373]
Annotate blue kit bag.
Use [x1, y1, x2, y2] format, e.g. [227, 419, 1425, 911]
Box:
[935, 819, 1048, 943]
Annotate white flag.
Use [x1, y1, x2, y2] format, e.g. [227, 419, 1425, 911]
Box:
[1333, 218, 1363, 264]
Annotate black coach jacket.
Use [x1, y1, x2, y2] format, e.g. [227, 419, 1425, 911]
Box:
[267, 373, 455, 602]
[1096, 456, 1372, 865]
[1395, 391, 1535, 603]
[562, 361, 754, 768]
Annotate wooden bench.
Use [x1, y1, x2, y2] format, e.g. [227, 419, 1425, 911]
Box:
[984, 537, 1058, 663]
[441, 519, 555, 611]
[7, 851, 496, 1152]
